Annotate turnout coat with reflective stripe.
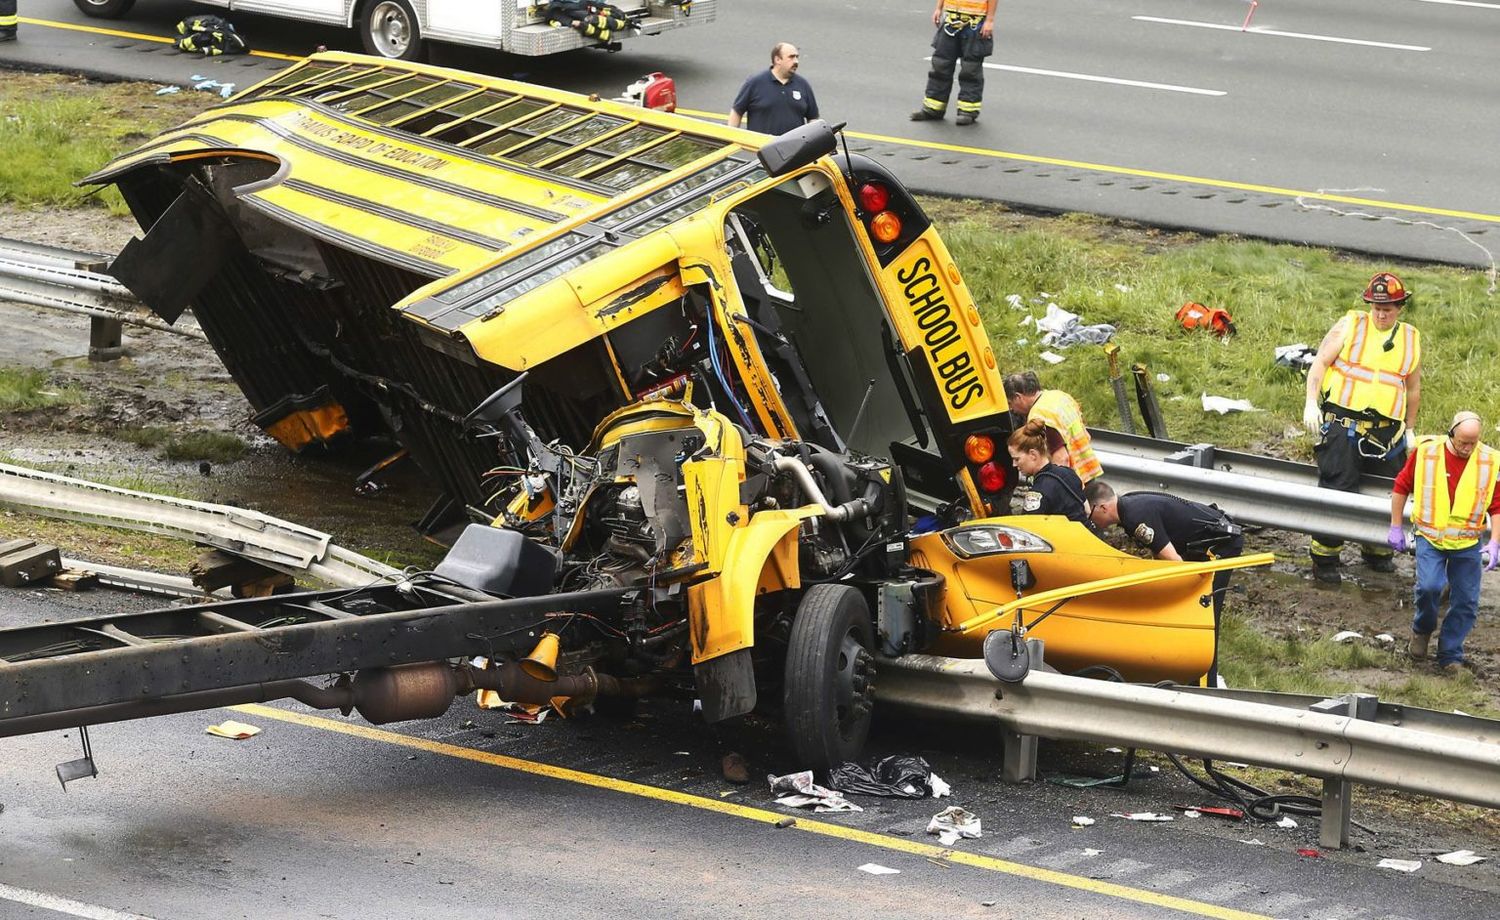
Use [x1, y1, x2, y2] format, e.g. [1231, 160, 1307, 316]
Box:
[1412, 437, 1498, 550]
[1320, 310, 1420, 422]
[1029, 389, 1103, 484]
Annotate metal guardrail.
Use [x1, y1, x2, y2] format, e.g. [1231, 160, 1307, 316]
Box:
[0, 463, 399, 588]
[1090, 428, 1395, 493]
[0, 237, 205, 341]
[877, 654, 1500, 841]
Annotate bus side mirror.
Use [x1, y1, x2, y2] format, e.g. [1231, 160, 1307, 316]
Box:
[758, 120, 842, 177]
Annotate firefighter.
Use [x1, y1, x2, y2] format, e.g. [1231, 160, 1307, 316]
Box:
[1303, 272, 1422, 584]
[0, 1, 17, 42]
[909, 0, 997, 126]
[1003, 370, 1103, 484]
[1085, 480, 1244, 685]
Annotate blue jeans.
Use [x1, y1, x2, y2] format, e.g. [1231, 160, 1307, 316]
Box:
[1412, 537, 1482, 665]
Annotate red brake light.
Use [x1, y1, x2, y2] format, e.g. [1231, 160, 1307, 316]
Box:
[870, 211, 903, 244]
[858, 182, 890, 213]
[977, 461, 1006, 492]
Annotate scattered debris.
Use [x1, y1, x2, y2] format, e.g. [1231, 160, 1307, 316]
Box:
[774, 817, 796, 829]
[1436, 850, 1486, 866]
[1039, 350, 1066, 365]
[1113, 283, 1132, 293]
[155, 85, 182, 95]
[1082, 848, 1103, 856]
[1201, 394, 1261, 414]
[1181, 809, 1201, 818]
[1331, 630, 1364, 643]
[1297, 848, 1323, 858]
[205, 720, 261, 739]
[1111, 812, 1173, 822]
[1240, 838, 1265, 846]
[1175, 302, 1236, 338]
[1173, 805, 1244, 821]
[1004, 294, 1025, 310]
[928, 773, 952, 799]
[1374, 633, 1396, 645]
[1276, 816, 1299, 829]
[1274, 342, 1316, 371]
[926, 806, 982, 846]
[1156, 373, 1170, 383]
[1036, 303, 1116, 349]
[1378, 858, 1423, 872]
[1071, 816, 1095, 828]
[721, 752, 750, 785]
[857, 863, 900, 875]
[769, 771, 862, 813]
[828, 754, 946, 799]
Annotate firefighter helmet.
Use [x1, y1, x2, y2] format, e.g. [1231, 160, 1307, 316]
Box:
[1362, 272, 1409, 305]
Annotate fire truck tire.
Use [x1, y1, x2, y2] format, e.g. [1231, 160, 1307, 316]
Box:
[359, 0, 425, 62]
[72, 0, 136, 18]
[783, 584, 876, 772]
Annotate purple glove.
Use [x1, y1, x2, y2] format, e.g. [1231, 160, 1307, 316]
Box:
[1485, 540, 1500, 571]
[1387, 525, 1409, 553]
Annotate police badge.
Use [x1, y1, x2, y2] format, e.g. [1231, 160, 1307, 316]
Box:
[1133, 522, 1155, 546]
[1022, 491, 1042, 512]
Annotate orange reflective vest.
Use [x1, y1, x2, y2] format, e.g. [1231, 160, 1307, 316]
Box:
[1319, 310, 1420, 422]
[1029, 390, 1102, 483]
[943, 0, 991, 17]
[1412, 437, 1498, 550]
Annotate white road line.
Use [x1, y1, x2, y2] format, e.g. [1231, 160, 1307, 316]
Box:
[1133, 16, 1431, 51]
[0, 883, 157, 920]
[1414, 0, 1500, 9]
[925, 58, 1225, 95]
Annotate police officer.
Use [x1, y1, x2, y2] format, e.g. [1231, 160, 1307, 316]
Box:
[909, 0, 997, 126]
[1303, 271, 1422, 584]
[1085, 480, 1244, 684]
[1007, 419, 1089, 526]
[0, 1, 17, 42]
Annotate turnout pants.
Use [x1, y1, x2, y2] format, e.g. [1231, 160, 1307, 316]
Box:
[921, 22, 994, 118]
[0, 1, 17, 37]
[1310, 417, 1404, 563]
[1413, 537, 1482, 665]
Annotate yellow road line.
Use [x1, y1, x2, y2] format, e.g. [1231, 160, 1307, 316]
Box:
[19, 16, 302, 61]
[676, 106, 1500, 226]
[235, 702, 1272, 920]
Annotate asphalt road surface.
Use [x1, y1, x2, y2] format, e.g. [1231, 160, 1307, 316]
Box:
[2, 588, 1497, 919]
[2, 0, 1498, 269]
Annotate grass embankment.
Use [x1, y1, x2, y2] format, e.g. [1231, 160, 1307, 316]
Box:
[929, 201, 1496, 456]
[0, 73, 210, 214]
[0, 366, 81, 411]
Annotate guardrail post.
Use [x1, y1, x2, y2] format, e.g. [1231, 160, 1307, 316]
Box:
[1310, 692, 1377, 849]
[89, 316, 124, 362]
[998, 639, 1044, 783]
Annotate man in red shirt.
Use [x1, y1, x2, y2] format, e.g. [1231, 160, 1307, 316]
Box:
[1388, 411, 1500, 670]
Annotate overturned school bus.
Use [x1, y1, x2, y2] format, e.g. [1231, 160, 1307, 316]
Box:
[0, 53, 1268, 767]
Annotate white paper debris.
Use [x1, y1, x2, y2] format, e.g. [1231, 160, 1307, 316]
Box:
[1182, 810, 1202, 819]
[928, 773, 952, 799]
[1240, 838, 1265, 846]
[1035, 303, 1079, 336]
[1201, 394, 1261, 414]
[1375, 633, 1396, 644]
[769, 771, 862, 813]
[155, 85, 182, 95]
[927, 806, 982, 846]
[1277, 816, 1299, 829]
[1082, 847, 1103, 856]
[1005, 294, 1025, 310]
[1111, 812, 1173, 822]
[205, 720, 260, 739]
[1378, 858, 1422, 872]
[1156, 373, 1170, 383]
[858, 863, 900, 875]
[1071, 816, 1095, 827]
[1436, 850, 1486, 866]
[1331, 630, 1363, 643]
[1019, 315, 1035, 327]
[1104, 747, 1123, 753]
[1015, 338, 1029, 346]
[1114, 284, 1132, 293]
[1039, 351, 1066, 365]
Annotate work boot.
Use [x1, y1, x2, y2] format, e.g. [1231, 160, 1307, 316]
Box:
[1311, 559, 1341, 585]
[1408, 631, 1432, 660]
[955, 112, 977, 126]
[1364, 554, 1396, 574]
[909, 108, 944, 122]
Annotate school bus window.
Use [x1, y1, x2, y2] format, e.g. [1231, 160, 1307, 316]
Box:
[251, 61, 342, 97]
[593, 161, 667, 191]
[432, 97, 547, 145]
[512, 108, 585, 136]
[550, 114, 629, 147]
[364, 84, 478, 127]
[510, 140, 573, 166]
[457, 242, 611, 319]
[469, 131, 532, 156]
[598, 159, 753, 230]
[300, 67, 401, 101]
[431, 91, 517, 123]
[337, 76, 442, 115]
[423, 234, 586, 311]
[641, 136, 723, 170]
[590, 125, 668, 157]
[551, 151, 614, 178]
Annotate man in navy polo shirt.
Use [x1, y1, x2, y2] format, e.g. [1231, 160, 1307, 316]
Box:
[728, 42, 819, 136]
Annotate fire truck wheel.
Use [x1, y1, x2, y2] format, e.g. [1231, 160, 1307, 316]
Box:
[783, 584, 876, 772]
[360, 0, 425, 62]
[72, 0, 136, 18]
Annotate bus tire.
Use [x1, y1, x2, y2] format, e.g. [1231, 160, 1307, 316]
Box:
[359, 0, 425, 62]
[72, 0, 136, 18]
[783, 584, 876, 773]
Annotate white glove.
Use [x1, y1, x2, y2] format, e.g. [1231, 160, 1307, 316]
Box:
[1302, 399, 1322, 434]
[1404, 428, 1415, 453]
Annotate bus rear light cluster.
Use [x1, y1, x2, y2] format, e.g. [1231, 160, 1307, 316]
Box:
[858, 181, 903, 244]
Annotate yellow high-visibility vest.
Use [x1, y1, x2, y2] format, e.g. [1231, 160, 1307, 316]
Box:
[943, 0, 991, 17]
[1412, 437, 1498, 550]
[1029, 390, 1102, 484]
[1320, 310, 1420, 422]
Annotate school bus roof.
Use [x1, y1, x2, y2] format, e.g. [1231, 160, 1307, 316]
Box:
[84, 51, 772, 293]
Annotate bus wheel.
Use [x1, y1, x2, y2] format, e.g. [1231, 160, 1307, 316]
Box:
[360, 0, 424, 62]
[72, 0, 136, 18]
[783, 584, 876, 772]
